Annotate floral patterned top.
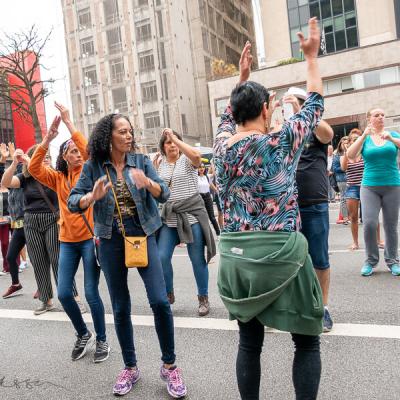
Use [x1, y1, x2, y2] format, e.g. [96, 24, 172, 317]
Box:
[213, 92, 324, 233]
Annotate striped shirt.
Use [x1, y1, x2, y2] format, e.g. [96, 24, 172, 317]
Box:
[158, 155, 199, 227]
[346, 159, 364, 186]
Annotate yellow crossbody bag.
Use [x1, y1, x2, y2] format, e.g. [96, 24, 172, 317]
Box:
[106, 168, 148, 268]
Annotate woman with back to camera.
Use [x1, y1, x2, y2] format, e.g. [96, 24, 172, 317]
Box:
[346, 108, 400, 276]
[68, 114, 187, 398]
[214, 18, 324, 400]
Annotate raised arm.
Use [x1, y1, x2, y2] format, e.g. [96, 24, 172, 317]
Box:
[55, 102, 89, 160]
[162, 129, 201, 167]
[346, 129, 370, 160]
[1, 148, 30, 189]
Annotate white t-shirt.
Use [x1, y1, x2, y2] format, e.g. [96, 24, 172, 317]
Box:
[158, 155, 199, 227]
[198, 175, 210, 194]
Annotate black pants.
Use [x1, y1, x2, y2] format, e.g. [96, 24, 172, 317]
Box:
[237, 318, 321, 400]
[7, 227, 25, 285]
[200, 192, 220, 235]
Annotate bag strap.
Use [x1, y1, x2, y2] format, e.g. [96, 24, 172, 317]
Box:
[105, 167, 126, 238]
[34, 180, 58, 217]
[66, 178, 95, 237]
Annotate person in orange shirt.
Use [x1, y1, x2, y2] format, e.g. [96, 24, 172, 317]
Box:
[28, 103, 109, 363]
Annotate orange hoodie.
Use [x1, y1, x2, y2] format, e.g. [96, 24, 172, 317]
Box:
[28, 131, 93, 243]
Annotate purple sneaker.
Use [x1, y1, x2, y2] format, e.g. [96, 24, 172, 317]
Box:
[160, 366, 187, 398]
[113, 367, 140, 396]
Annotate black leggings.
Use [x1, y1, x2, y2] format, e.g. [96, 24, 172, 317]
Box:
[237, 318, 321, 400]
[200, 192, 220, 235]
[7, 227, 26, 285]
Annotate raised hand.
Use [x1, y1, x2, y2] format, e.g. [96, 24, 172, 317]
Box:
[239, 41, 253, 83]
[0, 143, 9, 162]
[55, 101, 71, 124]
[43, 116, 61, 146]
[297, 17, 320, 60]
[381, 131, 392, 141]
[130, 168, 151, 190]
[92, 176, 112, 201]
[8, 142, 15, 158]
[282, 94, 301, 113]
[13, 149, 25, 164]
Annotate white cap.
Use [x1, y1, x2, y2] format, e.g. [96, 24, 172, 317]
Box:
[286, 87, 307, 100]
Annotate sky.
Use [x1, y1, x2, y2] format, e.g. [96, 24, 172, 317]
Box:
[0, 0, 72, 159]
[0, 0, 265, 157]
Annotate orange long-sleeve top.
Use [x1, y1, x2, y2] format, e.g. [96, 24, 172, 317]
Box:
[28, 131, 93, 243]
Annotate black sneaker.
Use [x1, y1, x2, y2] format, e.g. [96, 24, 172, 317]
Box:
[94, 340, 110, 363]
[71, 330, 95, 361]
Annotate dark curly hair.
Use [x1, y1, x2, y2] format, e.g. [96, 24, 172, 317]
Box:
[56, 140, 69, 176]
[88, 113, 135, 163]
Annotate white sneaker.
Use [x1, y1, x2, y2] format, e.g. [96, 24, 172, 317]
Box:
[19, 261, 28, 270]
[0, 270, 8, 276]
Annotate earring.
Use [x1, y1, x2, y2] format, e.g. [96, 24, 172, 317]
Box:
[110, 143, 113, 153]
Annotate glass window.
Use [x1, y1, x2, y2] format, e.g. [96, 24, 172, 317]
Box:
[289, 8, 300, 27]
[379, 67, 399, 85]
[181, 114, 188, 134]
[343, 0, 355, 12]
[87, 95, 99, 115]
[309, 1, 320, 19]
[299, 5, 310, 25]
[83, 67, 97, 86]
[157, 11, 164, 37]
[202, 28, 209, 52]
[199, 0, 206, 23]
[288, 0, 298, 9]
[332, 0, 343, 16]
[78, 8, 91, 30]
[159, 42, 166, 69]
[345, 11, 357, 28]
[291, 41, 300, 58]
[107, 27, 122, 54]
[144, 112, 160, 129]
[163, 73, 168, 100]
[320, 0, 332, 19]
[325, 32, 335, 52]
[208, 5, 215, 30]
[139, 50, 155, 72]
[80, 38, 94, 57]
[103, 0, 119, 25]
[335, 30, 346, 51]
[215, 97, 229, 116]
[141, 81, 158, 103]
[138, 0, 148, 5]
[364, 70, 380, 88]
[334, 15, 345, 31]
[112, 88, 128, 113]
[341, 75, 354, 91]
[136, 20, 151, 42]
[346, 27, 358, 48]
[110, 58, 125, 83]
[323, 18, 333, 33]
[326, 78, 342, 95]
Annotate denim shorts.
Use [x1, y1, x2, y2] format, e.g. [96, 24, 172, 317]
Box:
[300, 203, 330, 270]
[345, 185, 360, 200]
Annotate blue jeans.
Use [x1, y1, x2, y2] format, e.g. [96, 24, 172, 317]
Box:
[99, 216, 175, 368]
[300, 203, 330, 270]
[157, 223, 209, 296]
[57, 239, 106, 341]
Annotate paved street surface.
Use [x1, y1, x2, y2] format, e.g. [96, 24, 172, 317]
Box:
[0, 203, 399, 399]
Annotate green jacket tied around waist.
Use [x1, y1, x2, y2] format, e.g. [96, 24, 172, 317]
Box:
[218, 231, 323, 336]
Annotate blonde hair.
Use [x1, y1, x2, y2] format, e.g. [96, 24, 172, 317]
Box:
[367, 108, 385, 119]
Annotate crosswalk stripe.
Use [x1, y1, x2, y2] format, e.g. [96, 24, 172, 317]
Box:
[1, 308, 399, 339]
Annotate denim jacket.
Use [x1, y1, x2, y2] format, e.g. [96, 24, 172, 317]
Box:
[68, 153, 170, 239]
[332, 153, 346, 183]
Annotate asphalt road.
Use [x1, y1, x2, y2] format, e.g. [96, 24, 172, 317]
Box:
[0, 204, 399, 400]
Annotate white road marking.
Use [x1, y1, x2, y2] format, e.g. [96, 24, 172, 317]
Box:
[1, 308, 400, 339]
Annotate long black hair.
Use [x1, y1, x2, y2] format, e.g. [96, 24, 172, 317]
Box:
[56, 140, 69, 176]
[88, 113, 135, 163]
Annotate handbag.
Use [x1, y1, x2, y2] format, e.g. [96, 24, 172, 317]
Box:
[105, 168, 148, 268]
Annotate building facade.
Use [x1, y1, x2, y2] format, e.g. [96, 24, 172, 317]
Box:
[208, 0, 400, 145]
[61, 0, 257, 151]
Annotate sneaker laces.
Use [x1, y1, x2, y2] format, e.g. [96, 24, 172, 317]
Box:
[168, 368, 184, 388]
[96, 341, 109, 352]
[117, 368, 135, 384]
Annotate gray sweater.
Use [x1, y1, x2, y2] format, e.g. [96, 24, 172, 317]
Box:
[161, 193, 216, 262]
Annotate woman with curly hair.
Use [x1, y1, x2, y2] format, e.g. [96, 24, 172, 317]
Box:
[68, 113, 187, 398]
[1, 144, 61, 315]
[28, 102, 108, 363]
